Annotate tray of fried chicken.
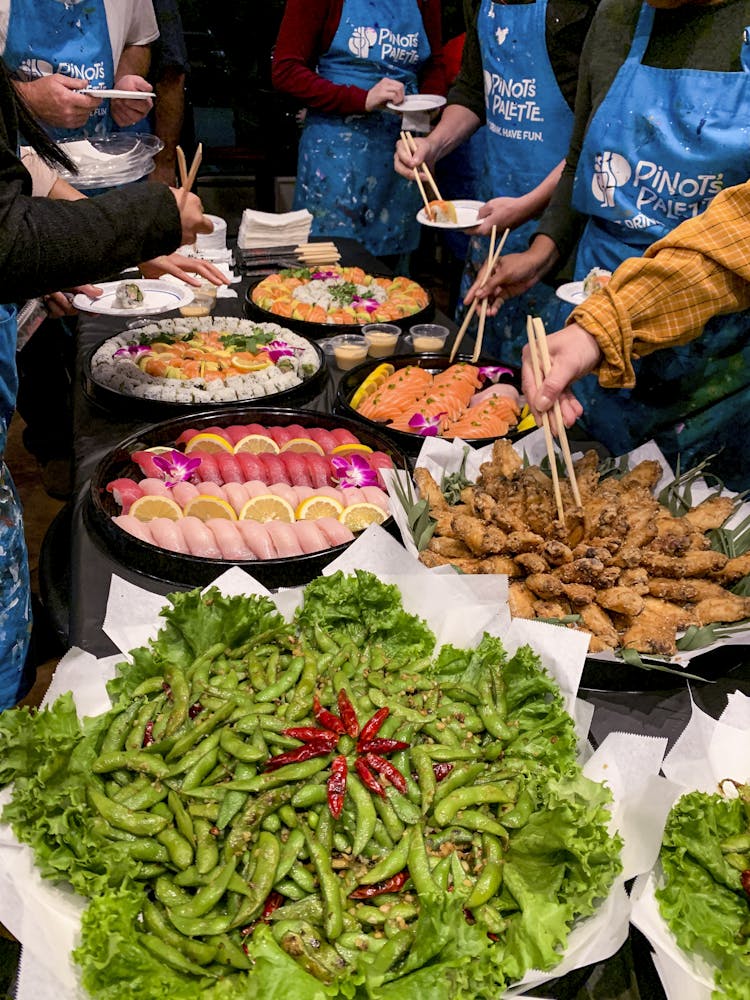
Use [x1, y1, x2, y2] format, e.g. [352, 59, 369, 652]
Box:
[388, 432, 750, 665]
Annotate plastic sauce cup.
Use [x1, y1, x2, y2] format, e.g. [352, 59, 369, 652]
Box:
[410, 323, 449, 352]
[362, 323, 401, 358]
[327, 335, 368, 370]
[179, 282, 217, 317]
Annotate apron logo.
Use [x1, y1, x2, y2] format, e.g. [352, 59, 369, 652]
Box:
[592, 152, 632, 207]
[348, 26, 378, 59]
[17, 58, 54, 80]
[20, 56, 106, 83]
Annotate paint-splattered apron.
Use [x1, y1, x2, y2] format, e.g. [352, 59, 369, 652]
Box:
[5, 0, 115, 138]
[569, 4, 750, 488]
[293, 0, 431, 257]
[457, 0, 573, 364]
[0, 304, 31, 710]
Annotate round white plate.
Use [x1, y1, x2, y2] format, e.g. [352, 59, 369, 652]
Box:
[387, 94, 447, 114]
[73, 280, 194, 316]
[555, 281, 587, 306]
[80, 89, 154, 100]
[417, 199, 483, 230]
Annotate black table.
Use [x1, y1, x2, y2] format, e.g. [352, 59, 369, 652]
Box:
[43, 236, 750, 1000]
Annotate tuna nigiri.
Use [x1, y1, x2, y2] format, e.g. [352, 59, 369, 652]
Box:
[107, 478, 144, 514]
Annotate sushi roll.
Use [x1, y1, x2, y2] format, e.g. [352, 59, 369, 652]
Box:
[114, 281, 145, 308]
[427, 200, 457, 223]
[582, 267, 612, 297]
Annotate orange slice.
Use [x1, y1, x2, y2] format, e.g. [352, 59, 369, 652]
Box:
[233, 434, 280, 454]
[330, 443, 373, 457]
[338, 502, 386, 532]
[184, 432, 234, 455]
[129, 494, 183, 522]
[183, 495, 237, 521]
[239, 494, 295, 523]
[231, 354, 271, 373]
[280, 437, 325, 455]
[295, 495, 345, 520]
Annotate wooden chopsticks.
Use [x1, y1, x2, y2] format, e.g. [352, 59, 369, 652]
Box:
[401, 130, 434, 219]
[449, 226, 509, 362]
[176, 142, 202, 205]
[295, 242, 341, 265]
[526, 314, 582, 521]
[401, 129, 443, 201]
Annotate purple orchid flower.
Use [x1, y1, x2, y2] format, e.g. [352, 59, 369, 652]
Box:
[408, 412, 446, 437]
[352, 295, 379, 314]
[478, 365, 514, 383]
[114, 344, 152, 360]
[311, 270, 340, 281]
[266, 339, 297, 363]
[330, 454, 378, 489]
[152, 450, 202, 488]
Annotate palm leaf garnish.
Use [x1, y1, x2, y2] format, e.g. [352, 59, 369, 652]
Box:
[390, 468, 436, 552]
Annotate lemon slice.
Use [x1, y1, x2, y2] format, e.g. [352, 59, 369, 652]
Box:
[295, 494, 345, 520]
[349, 363, 396, 409]
[338, 502, 386, 532]
[184, 432, 234, 454]
[183, 495, 237, 521]
[233, 434, 280, 454]
[129, 494, 183, 522]
[143, 445, 175, 454]
[280, 437, 325, 455]
[231, 354, 271, 373]
[239, 494, 296, 523]
[330, 443, 373, 456]
[516, 405, 536, 433]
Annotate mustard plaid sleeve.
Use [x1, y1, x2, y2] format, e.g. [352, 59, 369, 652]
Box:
[569, 180, 750, 388]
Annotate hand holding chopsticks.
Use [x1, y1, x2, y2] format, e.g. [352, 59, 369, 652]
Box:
[526, 315, 582, 521]
[449, 226, 509, 362]
[400, 130, 435, 219]
[401, 130, 442, 202]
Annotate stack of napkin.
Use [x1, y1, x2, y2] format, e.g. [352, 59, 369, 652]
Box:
[237, 208, 313, 249]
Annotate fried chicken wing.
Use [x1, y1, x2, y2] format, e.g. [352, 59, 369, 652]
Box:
[578, 604, 619, 650]
[694, 595, 750, 625]
[508, 580, 537, 618]
[640, 551, 728, 579]
[683, 496, 736, 532]
[525, 573, 565, 599]
[414, 467, 449, 511]
[427, 537, 474, 559]
[595, 587, 645, 617]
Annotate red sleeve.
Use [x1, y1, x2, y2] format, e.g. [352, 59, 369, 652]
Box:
[418, 0, 447, 96]
[271, 0, 369, 115]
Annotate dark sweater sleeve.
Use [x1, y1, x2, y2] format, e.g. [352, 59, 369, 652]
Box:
[0, 154, 182, 301]
[271, 0, 369, 115]
[418, 0, 447, 96]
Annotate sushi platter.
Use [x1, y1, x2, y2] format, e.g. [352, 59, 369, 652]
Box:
[335, 352, 528, 458]
[85, 406, 408, 588]
[84, 316, 328, 419]
[244, 265, 434, 338]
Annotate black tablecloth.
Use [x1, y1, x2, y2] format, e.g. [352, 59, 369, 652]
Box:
[46, 236, 750, 1000]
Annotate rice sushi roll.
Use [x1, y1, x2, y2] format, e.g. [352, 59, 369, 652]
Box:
[114, 281, 145, 308]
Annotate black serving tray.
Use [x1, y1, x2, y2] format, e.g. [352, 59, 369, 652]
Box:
[244, 276, 435, 340]
[85, 405, 408, 590]
[334, 352, 525, 459]
[83, 336, 328, 422]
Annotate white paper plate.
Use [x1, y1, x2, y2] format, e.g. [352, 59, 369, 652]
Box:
[80, 89, 154, 100]
[556, 281, 587, 306]
[387, 94, 446, 113]
[416, 199, 483, 230]
[72, 280, 194, 316]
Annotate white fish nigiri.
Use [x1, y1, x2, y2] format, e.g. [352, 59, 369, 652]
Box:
[206, 519, 254, 560]
[149, 517, 190, 554]
[315, 516, 355, 548]
[235, 520, 275, 559]
[113, 514, 155, 544]
[180, 516, 222, 559]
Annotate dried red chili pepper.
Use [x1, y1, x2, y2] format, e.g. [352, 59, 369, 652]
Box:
[742, 870, 750, 897]
[358, 706, 389, 744]
[188, 701, 203, 719]
[161, 682, 173, 700]
[432, 762, 454, 782]
[261, 890, 284, 920]
[265, 742, 332, 771]
[350, 870, 408, 899]
[355, 757, 386, 798]
[328, 755, 348, 818]
[284, 726, 339, 747]
[337, 690, 360, 738]
[363, 752, 407, 793]
[142, 721, 155, 747]
[357, 737, 409, 755]
[313, 694, 347, 735]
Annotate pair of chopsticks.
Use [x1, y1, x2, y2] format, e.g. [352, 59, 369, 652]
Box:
[296, 242, 341, 265]
[449, 225, 509, 362]
[401, 130, 442, 219]
[176, 143, 202, 205]
[526, 314, 582, 522]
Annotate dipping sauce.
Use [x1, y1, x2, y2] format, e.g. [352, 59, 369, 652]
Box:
[409, 323, 449, 353]
[412, 335, 446, 352]
[179, 283, 217, 318]
[333, 342, 368, 370]
[363, 323, 401, 358]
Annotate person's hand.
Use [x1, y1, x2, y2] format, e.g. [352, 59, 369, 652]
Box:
[170, 189, 213, 245]
[14, 74, 102, 129]
[466, 236, 560, 315]
[366, 77, 405, 111]
[139, 254, 229, 287]
[469, 195, 533, 236]
[110, 74, 153, 127]
[393, 132, 435, 181]
[521, 323, 602, 430]
[43, 285, 102, 317]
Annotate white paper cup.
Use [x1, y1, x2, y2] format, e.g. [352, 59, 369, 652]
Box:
[196, 215, 227, 252]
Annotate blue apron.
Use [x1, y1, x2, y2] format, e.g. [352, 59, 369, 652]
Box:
[293, 0, 431, 257]
[0, 305, 32, 710]
[458, 0, 573, 364]
[4, 0, 115, 139]
[570, 4, 750, 488]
